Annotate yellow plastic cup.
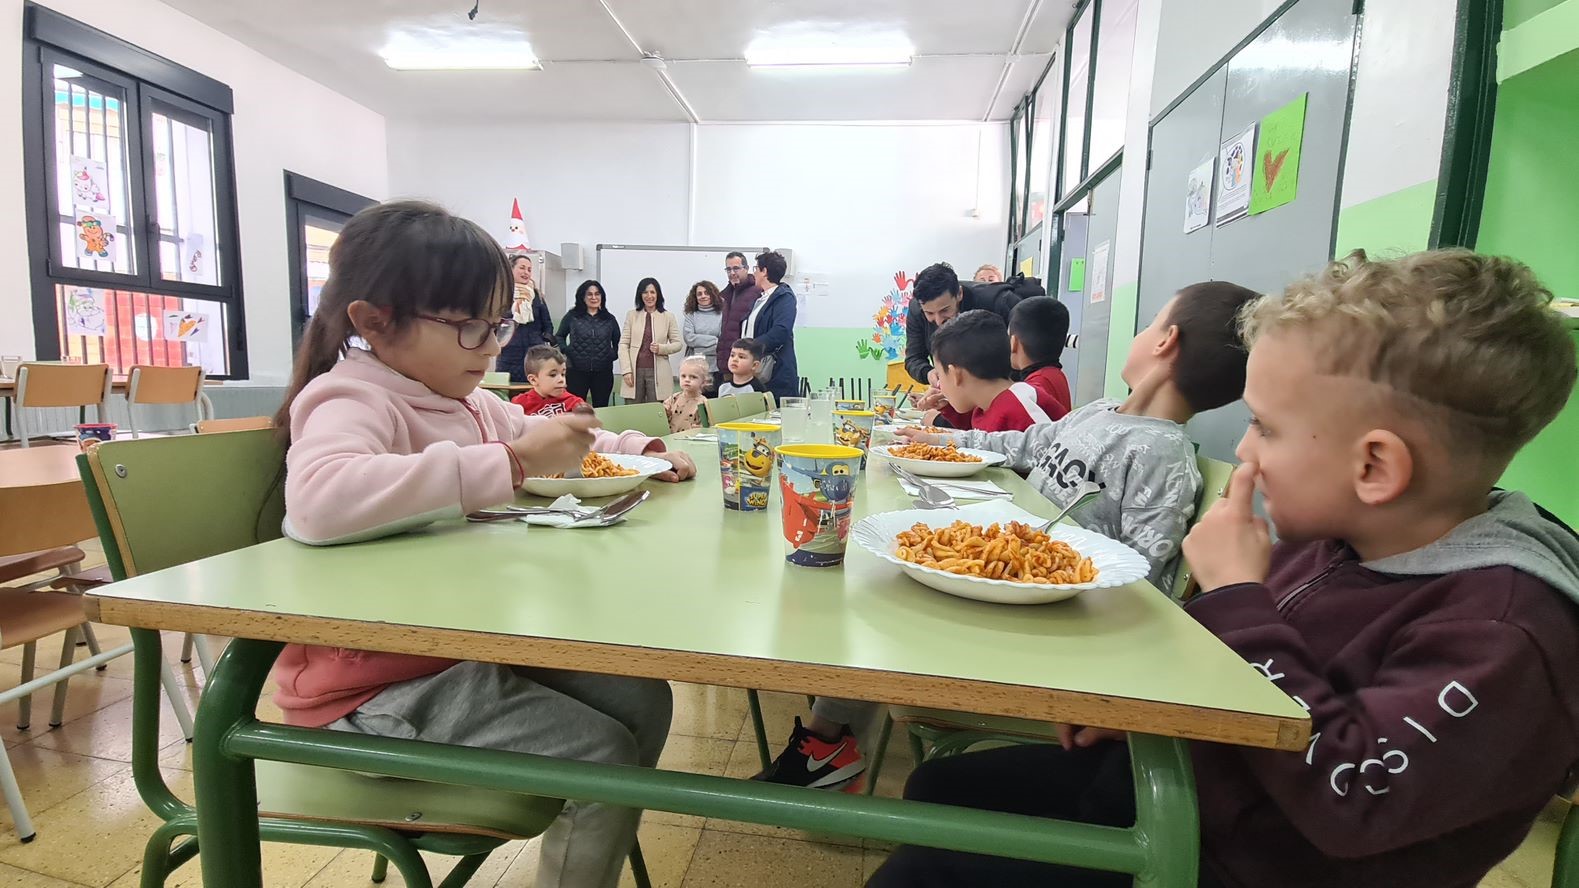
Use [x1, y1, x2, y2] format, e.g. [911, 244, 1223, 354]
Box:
[775, 444, 863, 567]
[716, 422, 780, 512]
[832, 410, 876, 469]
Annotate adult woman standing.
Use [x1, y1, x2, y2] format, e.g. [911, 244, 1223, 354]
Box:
[682, 280, 724, 389]
[495, 253, 555, 383]
[555, 279, 621, 407]
[619, 278, 683, 404]
[745, 250, 799, 402]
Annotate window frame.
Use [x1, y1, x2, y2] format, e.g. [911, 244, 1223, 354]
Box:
[284, 171, 375, 348]
[21, 2, 248, 378]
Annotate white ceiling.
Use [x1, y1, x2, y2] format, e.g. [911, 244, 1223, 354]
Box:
[158, 0, 1074, 122]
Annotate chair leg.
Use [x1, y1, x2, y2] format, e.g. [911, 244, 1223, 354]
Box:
[80, 623, 107, 671]
[907, 724, 926, 765]
[745, 689, 772, 770]
[180, 634, 195, 664]
[864, 713, 893, 796]
[158, 660, 195, 742]
[139, 820, 196, 888]
[436, 852, 492, 888]
[16, 642, 36, 730]
[370, 854, 389, 883]
[49, 627, 79, 728]
[193, 635, 217, 675]
[0, 745, 36, 842]
[628, 837, 653, 888]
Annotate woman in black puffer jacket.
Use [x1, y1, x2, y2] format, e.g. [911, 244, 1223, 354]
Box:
[555, 279, 622, 407]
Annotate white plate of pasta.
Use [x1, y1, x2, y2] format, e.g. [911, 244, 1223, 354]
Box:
[519, 453, 672, 499]
[852, 503, 1150, 604]
[870, 442, 1007, 478]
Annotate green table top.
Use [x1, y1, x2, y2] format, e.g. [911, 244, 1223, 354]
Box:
[89, 428, 1308, 750]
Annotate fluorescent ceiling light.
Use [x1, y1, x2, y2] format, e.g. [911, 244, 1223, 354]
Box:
[745, 33, 913, 69]
[381, 26, 540, 71]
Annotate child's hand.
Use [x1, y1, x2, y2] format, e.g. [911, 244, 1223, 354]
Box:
[1181, 461, 1272, 592]
[922, 409, 941, 426]
[916, 387, 947, 411]
[895, 427, 944, 444]
[509, 414, 601, 479]
[649, 450, 696, 483]
[1055, 724, 1127, 750]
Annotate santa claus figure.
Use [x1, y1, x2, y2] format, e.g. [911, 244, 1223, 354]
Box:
[504, 198, 530, 253]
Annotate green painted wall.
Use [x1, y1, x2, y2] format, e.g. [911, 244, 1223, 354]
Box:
[1504, 0, 1569, 29]
[1479, 46, 1579, 524]
[1104, 283, 1140, 399]
[796, 326, 893, 390]
[1333, 179, 1438, 258]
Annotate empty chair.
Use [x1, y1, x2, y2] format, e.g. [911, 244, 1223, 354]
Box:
[193, 416, 272, 434]
[126, 365, 210, 438]
[12, 363, 111, 448]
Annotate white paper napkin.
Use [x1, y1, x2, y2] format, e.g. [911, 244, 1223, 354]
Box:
[515, 494, 622, 529]
[897, 478, 1015, 500]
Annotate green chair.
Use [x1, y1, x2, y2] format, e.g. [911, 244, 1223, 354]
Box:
[706, 396, 742, 424]
[696, 401, 712, 428]
[594, 402, 669, 437]
[78, 432, 650, 888]
[1555, 797, 1578, 887]
[763, 392, 777, 412]
[733, 392, 769, 418]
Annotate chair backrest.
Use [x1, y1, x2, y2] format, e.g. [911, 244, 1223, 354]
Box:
[127, 365, 203, 405]
[482, 371, 510, 386]
[593, 402, 670, 437]
[734, 392, 769, 418]
[1170, 455, 1236, 601]
[763, 391, 777, 411]
[708, 396, 742, 424]
[194, 416, 273, 434]
[78, 430, 286, 580]
[16, 362, 111, 408]
[695, 400, 712, 428]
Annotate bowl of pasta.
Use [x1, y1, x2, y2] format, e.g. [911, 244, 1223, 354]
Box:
[851, 502, 1150, 604]
[519, 452, 672, 498]
[870, 441, 1007, 478]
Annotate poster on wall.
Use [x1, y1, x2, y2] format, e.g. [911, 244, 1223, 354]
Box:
[855, 271, 912, 363]
[163, 310, 210, 341]
[1216, 125, 1256, 225]
[1090, 242, 1110, 305]
[181, 233, 215, 285]
[1249, 93, 1308, 215]
[1184, 156, 1214, 233]
[69, 156, 110, 212]
[503, 198, 530, 253]
[74, 211, 116, 261]
[63, 287, 107, 337]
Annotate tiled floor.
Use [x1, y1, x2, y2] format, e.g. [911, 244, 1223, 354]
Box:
[0, 537, 1564, 887]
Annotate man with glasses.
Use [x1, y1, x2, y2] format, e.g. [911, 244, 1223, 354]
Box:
[716, 251, 762, 390]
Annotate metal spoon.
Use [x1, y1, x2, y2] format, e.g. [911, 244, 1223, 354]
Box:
[891, 466, 957, 509]
[1031, 480, 1105, 532]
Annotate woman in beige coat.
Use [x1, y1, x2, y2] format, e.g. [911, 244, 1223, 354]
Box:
[620, 277, 684, 403]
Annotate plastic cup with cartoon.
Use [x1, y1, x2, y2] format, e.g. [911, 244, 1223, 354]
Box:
[775, 444, 863, 567]
[872, 393, 899, 422]
[75, 423, 116, 451]
[832, 410, 876, 469]
[716, 422, 780, 511]
[835, 399, 865, 413]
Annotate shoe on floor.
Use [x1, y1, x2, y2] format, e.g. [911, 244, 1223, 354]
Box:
[751, 716, 865, 791]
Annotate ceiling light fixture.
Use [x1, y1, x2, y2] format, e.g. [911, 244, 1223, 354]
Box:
[744, 34, 913, 70]
[380, 27, 540, 71]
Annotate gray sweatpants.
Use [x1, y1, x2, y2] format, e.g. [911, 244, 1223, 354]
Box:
[328, 661, 672, 888]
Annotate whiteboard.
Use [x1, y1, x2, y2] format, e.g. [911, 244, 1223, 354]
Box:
[596, 244, 793, 377]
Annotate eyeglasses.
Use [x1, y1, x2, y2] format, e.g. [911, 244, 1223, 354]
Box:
[724, 266, 746, 274]
[415, 314, 516, 350]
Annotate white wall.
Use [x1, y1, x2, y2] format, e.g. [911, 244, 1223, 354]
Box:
[387, 119, 1008, 331]
[0, 0, 388, 381]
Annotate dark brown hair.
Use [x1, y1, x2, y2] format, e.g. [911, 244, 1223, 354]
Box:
[930, 309, 1013, 382]
[685, 280, 721, 313]
[524, 344, 566, 378]
[1164, 280, 1263, 412]
[273, 200, 512, 439]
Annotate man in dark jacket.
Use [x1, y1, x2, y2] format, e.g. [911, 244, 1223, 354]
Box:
[745, 250, 798, 402]
[717, 251, 762, 387]
[905, 262, 1027, 385]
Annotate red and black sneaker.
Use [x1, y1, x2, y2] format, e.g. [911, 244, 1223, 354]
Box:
[750, 717, 865, 791]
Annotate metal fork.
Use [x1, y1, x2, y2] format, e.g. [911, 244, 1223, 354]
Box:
[891, 466, 957, 509]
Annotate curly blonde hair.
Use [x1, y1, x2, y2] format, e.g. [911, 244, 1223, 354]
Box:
[1240, 249, 1575, 467]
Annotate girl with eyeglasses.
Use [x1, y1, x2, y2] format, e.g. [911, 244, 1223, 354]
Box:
[269, 199, 692, 888]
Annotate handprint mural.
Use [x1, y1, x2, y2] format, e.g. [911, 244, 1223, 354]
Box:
[855, 270, 913, 362]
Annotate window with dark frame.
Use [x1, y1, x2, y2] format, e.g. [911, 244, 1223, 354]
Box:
[21, 4, 247, 379]
[284, 171, 375, 349]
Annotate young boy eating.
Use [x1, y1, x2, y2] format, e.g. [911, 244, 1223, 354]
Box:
[718, 338, 768, 396]
[870, 250, 1579, 888]
[1010, 296, 1073, 419]
[755, 280, 1262, 792]
[510, 345, 586, 416]
[927, 310, 1054, 432]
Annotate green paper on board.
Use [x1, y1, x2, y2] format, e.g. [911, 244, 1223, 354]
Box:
[1249, 93, 1307, 215]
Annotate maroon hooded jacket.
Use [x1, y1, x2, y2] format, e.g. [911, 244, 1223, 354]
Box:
[1185, 491, 1579, 888]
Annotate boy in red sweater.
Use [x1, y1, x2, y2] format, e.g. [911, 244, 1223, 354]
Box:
[870, 250, 1579, 888]
[510, 345, 586, 416]
[928, 310, 1056, 432]
[1009, 296, 1072, 419]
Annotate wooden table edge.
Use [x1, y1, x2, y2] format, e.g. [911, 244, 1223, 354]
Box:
[88, 596, 1310, 751]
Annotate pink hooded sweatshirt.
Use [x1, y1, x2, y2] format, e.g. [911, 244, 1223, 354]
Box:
[273, 349, 660, 726]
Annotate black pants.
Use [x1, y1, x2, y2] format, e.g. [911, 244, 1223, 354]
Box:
[869, 743, 1220, 888]
[566, 368, 614, 408]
